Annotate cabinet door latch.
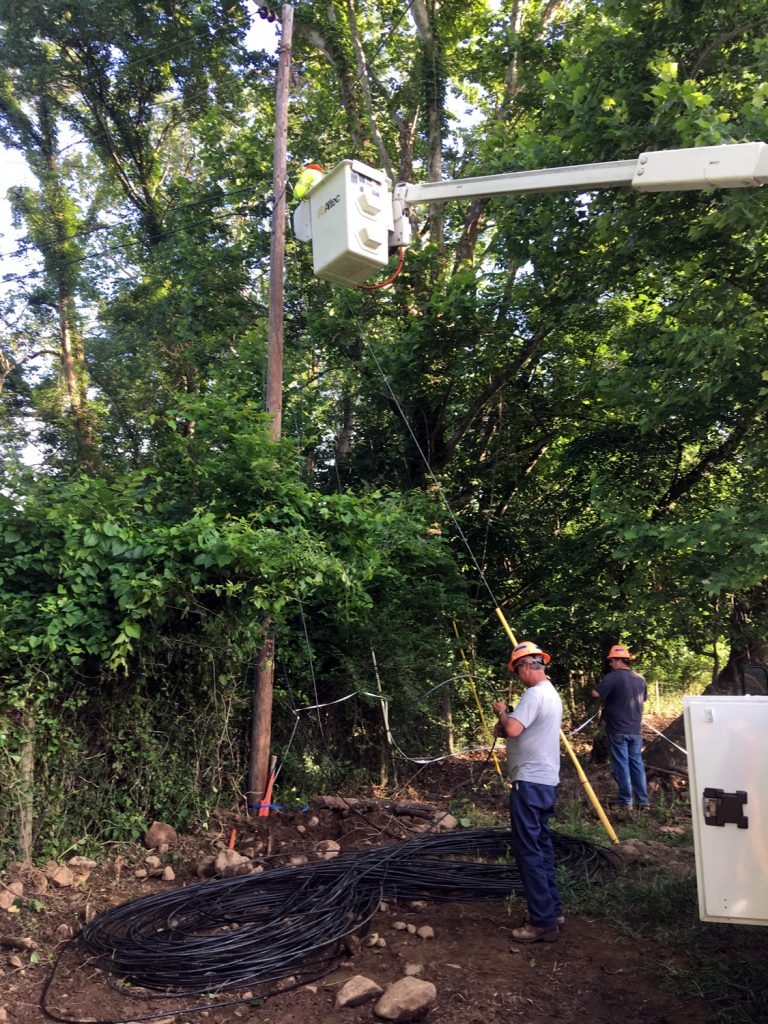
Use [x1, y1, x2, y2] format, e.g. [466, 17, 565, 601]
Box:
[703, 788, 748, 828]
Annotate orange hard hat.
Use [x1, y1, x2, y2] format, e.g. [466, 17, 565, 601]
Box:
[607, 644, 634, 661]
[507, 640, 551, 670]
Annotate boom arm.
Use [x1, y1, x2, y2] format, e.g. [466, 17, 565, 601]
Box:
[294, 143, 768, 287]
[390, 142, 768, 247]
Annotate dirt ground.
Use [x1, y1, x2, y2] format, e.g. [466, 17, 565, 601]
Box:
[0, 721, 723, 1024]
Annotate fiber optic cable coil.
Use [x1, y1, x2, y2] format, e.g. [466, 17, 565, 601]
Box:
[80, 828, 613, 996]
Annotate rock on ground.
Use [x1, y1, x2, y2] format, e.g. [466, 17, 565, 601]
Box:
[335, 975, 384, 1008]
[374, 977, 437, 1021]
[143, 822, 178, 849]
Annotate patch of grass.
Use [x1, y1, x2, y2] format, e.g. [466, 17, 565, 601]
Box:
[448, 795, 502, 829]
[552, 798, 609, 843]
[560, 866, 768, 1023]
[554, 795, 695, 848]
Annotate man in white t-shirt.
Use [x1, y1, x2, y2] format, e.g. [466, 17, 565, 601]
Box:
[493, 640, 563, 944]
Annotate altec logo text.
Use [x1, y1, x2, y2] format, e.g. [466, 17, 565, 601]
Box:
[316, 194, 341, 218]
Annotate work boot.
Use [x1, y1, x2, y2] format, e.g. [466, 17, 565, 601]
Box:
[525, 913, 565, 928]
[510, 924, 559, 944]
[611, 805, 632, 821]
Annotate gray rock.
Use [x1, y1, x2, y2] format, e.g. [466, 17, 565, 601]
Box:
[0, 887, 20, 912]
[43, 863, 74, 888]
[196, 855, 216, 877]
[335, 975, 384, 1009]
[143, 821, 178, 849]
[67, 856, 97, 870]
[374, 977, 437, 1021]
[213, 849, 250, 877]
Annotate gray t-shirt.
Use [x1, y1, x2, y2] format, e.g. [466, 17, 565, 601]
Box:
[505, 679, 563, 785]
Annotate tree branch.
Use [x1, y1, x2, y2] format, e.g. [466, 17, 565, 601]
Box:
[433, 328, 551, 469]
[650, 416, 754, 522]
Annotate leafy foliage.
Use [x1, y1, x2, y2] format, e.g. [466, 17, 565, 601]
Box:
[2, 0, 768, 856]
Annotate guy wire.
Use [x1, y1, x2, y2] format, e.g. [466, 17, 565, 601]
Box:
[362, 336, 500, 610]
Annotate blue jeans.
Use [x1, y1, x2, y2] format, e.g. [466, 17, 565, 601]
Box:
[608, 733, 649, 807]
[508, 781, 562, 928]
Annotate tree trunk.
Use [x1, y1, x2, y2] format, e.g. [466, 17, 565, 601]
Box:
[442, 687, 454, 754]
[56, 287, 95, 471]
[410, 0, 445, 253]
[18, 707, 35, 863]
[248, 636, 275, 816]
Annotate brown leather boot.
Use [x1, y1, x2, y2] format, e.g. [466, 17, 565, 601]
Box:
[510, 924, 560, 944]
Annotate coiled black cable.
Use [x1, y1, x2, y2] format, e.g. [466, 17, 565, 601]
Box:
[74, 827, 611, 998]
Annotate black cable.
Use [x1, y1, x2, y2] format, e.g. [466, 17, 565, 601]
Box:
[42, 827, 613, 1023]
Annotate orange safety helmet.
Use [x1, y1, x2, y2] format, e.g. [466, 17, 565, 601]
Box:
[507, 640, 551, 670]
[607, 644, 634, 661]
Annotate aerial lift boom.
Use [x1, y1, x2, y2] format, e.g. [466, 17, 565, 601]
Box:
[293, 141, 768, 287]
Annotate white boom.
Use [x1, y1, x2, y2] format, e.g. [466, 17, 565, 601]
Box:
[293, 142, 768, 287]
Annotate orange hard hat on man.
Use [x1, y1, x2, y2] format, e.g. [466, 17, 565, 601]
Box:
[607, 644, 634, 661]
[507, 640, 551, 670]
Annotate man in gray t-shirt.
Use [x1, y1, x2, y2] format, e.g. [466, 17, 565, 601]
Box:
[492, 640, 563, 944]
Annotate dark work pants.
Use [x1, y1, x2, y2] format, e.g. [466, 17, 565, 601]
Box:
[509, 780, 562, 928]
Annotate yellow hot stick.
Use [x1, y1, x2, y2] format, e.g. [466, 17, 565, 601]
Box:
[494, 607, 619, 845]
[452, 621, 503, 777]
[495, 606, 518, 646]
[560, 732, 619, 844]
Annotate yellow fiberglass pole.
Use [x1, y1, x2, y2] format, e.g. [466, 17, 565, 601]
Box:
[560, 731, 619, 844]
[493, 607, 619, 845]
[452, 621, 503, 778]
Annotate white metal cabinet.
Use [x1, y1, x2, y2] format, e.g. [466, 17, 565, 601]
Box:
[684, 695, 768, 925]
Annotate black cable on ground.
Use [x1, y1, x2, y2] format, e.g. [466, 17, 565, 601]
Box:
[41, 826, 614, 1023]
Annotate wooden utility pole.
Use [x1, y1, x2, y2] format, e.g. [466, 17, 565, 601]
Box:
[264, 5, 293, 440]
[247, 3, 294, 817]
